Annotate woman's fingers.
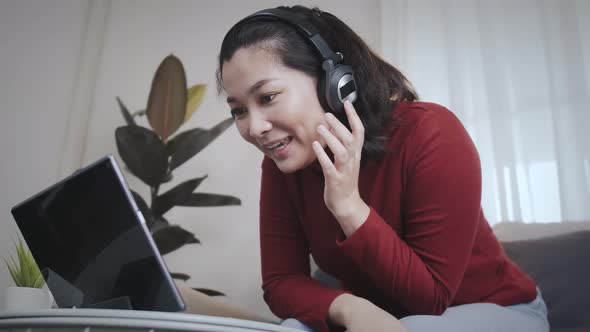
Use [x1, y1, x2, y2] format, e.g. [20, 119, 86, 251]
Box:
[324, 112, 354, 148]
[343, 101, 365, 151]
[317, 124, 348, 163]
[316, 102, 365, 169]
[312, 141, 336, 175]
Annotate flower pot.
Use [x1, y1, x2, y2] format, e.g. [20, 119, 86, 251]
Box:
[4, 286, 54, 311]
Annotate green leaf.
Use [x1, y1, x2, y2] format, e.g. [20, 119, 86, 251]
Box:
[146, 55, 188, 142]
[184, 84, 206, 123]
[152, 176, 207, 216]
[178, 193, 241, 207]
[165, 129, 206, 157]
[4, 239, 43, 288]
[193, 288, 225, 297]
[116, 97, 136, 126]
[149, 216, 169, 235]
[115, 125, 168, 187]
[33, 274, 45, 289]
[169, 118, 234, 170]
[170, 272, 190, 281]
[161, 172, 173, 183]
[16, 241, 31, 288]
[152, 225, 199, 255]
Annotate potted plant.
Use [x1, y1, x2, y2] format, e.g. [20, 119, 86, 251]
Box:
[3, 239, 53, 310]
[115, 54, 240, 296]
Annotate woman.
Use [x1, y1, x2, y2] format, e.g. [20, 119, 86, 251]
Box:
[211, 5, 549, 332]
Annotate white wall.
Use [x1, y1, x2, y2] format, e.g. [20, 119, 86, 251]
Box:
[0, 0, 381, 319]
[0, 0, 90, 309]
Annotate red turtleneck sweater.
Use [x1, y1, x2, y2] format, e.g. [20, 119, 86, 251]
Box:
[259, 101, 537, 332]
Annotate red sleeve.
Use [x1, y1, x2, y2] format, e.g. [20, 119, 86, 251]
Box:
[336, 108, 482, 315]
[260, 157, 348, 332]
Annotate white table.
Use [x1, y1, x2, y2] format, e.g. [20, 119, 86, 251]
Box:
[0, 309, 301, 332]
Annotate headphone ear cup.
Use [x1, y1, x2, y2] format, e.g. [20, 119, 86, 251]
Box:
[327, 63, 356, 113]
[320, 60, 357, 113]
[327, 70, 344, 113]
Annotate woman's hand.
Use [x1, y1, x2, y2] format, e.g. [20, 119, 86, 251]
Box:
[329, 294, 407, 332]
[312, 101, 370, 236]
[175, 282, 276, 323]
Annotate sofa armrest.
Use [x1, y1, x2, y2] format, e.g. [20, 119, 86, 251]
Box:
[501, 231, 590, 329]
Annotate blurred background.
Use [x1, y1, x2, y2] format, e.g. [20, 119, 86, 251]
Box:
[0, 0, 588, 321]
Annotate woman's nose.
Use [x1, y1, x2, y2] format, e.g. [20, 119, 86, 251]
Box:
[248, 113, 272, 138]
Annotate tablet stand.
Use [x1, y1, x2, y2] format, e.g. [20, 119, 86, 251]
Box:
[43, 268, 133, 310]
[87, 296, 133, 310]
[42, 268, 83, 308]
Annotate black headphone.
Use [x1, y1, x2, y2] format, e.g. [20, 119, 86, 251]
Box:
[235, 8, 358, 113]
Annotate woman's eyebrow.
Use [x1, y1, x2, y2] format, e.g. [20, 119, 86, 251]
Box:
[226, 78, 278, 103]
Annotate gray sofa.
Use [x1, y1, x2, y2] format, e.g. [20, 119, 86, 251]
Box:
[313, 221, 590, 332]
[499, 223, 590, 332]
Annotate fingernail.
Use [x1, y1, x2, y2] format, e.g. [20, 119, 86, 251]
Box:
[317, 125, 326, 133]
[324, 112, 334, 120]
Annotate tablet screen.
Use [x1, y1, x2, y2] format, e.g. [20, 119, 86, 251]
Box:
[11, 156, 185, 312]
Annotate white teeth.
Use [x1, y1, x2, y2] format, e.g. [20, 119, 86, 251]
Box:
[267, 137, 290, 150]
[268, 141, 282, 149]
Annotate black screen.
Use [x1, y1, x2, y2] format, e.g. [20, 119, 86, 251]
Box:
[11, 157, 184, 312]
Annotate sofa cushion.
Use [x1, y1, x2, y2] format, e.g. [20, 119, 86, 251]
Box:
[501, 230, 590, 329]
[493, 220, 590, 242]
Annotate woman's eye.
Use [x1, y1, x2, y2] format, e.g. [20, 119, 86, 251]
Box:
[230, 107, 247, 119]
[260, 93, 277, 104]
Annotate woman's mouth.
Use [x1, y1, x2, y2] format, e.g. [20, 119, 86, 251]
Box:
[264, 137, 292, 158]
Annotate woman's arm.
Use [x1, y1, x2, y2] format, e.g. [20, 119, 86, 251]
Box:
[260, 157, 349, 332]
[319, 103, 483, 315]
[176, 282, 276, 323]
[339, 107, 483, 314]
[328, 293, 407, 332]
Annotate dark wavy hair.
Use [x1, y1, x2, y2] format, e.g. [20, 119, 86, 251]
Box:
[216, 5, 418, 159]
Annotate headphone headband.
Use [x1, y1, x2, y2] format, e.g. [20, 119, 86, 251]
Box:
[237, 8, 342, 64]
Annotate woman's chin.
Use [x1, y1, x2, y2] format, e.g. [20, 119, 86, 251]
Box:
[273, 158, 300, 174]
[272, 155, 317, 174]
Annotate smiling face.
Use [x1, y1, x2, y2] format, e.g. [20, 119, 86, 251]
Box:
[221, 47, 327, 173]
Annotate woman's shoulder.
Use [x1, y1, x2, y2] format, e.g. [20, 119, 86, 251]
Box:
[394, 100, 456, 122]
[394, 101, 464, 130]
[388, 101, 467, 147]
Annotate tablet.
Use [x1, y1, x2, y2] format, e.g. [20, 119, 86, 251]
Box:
[11, 155, 185, 312]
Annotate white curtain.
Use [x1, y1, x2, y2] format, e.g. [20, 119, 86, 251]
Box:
[380, 0, 590, 224]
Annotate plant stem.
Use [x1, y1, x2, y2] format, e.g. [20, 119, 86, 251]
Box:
[151, 185, 160, 207]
